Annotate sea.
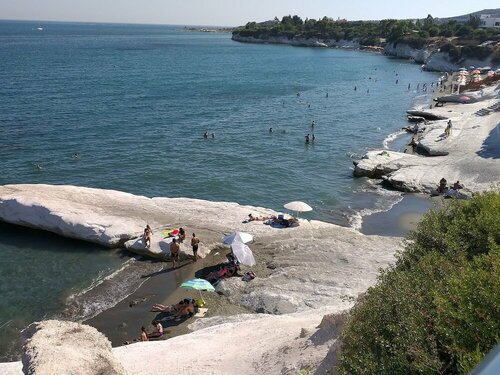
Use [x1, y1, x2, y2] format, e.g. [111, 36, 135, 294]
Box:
[0, 20, 440, 361]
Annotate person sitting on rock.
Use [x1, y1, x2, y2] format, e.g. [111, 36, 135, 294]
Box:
[143, 225, 153, 248]
[437, 178, 448, 194]
[453, 181, 463, 190]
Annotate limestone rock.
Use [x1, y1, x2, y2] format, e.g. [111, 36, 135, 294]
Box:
[353, 151, 419, 179]
[21, 320, 126, 375]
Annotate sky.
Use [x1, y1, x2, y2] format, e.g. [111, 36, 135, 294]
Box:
[0, 0, 499, 26]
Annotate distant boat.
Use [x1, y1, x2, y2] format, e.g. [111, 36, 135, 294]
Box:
[36, 27, 43, 31]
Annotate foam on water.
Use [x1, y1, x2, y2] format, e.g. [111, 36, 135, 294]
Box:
[383, 130, 407, 149]
[346, 182, 404, 230]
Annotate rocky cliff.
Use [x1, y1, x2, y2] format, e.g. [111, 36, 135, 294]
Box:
[232, 33, 360, 49]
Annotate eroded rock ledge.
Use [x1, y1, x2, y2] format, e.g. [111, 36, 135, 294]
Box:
[353, 87, 500, 194]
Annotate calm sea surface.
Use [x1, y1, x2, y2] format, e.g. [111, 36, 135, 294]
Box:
[0, 20, 439, 360]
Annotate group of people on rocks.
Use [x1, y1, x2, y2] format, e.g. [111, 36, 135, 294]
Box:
[151, 298, 198, 321]
[143, 225, 200, 268]
[125, 320, 164, 344]
[436, 177, 463, 195]
[126, 297, 201, 344]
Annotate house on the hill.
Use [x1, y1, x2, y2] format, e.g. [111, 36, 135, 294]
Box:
[479, 14, 500, 28]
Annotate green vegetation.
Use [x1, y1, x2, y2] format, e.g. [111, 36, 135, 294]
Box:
[233, 14, 499, 52]
[338, 192, 500, 375]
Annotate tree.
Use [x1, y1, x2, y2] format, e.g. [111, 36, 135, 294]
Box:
[424, 14, 434, 27]
[469, 15, 481, 29]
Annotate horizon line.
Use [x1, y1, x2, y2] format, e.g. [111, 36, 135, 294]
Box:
[0, 18, 238, 29]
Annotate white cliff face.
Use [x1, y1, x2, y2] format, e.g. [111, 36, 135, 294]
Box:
[231, 34, 360, 49]
[0, 185, 147, 247]
[21, 320, 127, 375]
[383, 42, 431, 63]
[0, 184, 278, 255]
[425, 51, 496, 72]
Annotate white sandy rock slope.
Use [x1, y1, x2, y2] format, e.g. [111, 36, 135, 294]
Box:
[355, 87, 500, 193]
[0, 184, 402, 374]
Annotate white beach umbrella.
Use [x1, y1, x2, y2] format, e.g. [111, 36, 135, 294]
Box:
[284, 201, 312, 212]
[230, 241, 256, 267]
[222, 231, 253, 245]
[283, 201, 313, 218]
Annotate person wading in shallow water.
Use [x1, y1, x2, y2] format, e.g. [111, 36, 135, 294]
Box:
[191, 233, 200, 261]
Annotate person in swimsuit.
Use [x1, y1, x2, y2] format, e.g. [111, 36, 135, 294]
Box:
[191, 233, 200, 261]
[170, 238, 180, 268]
[178, 227, 186, 243]
[305, 134, 310, 144]
[140, 326, 149, 341]
[143, 225, 153, 248]
[147, 321, 163, 338]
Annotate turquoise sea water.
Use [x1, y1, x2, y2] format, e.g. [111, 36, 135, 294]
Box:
[0, 20, 439, 360]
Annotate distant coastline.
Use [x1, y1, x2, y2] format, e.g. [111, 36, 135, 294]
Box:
[231, 13, 500, 72]
[183, 26, 234, 33]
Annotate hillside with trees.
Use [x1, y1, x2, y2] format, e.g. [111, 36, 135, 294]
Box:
[232, 14, 500, 65]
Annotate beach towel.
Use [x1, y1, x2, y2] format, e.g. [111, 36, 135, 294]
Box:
[193, 308, 208, 318]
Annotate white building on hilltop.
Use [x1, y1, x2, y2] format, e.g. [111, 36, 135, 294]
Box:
[479, 14, 500, 28]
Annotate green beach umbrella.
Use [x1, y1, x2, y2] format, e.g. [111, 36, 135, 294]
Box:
[180, 278, 215, 302]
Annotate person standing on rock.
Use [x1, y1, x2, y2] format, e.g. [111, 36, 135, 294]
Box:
[191, 233, 200, 261]
[170, 238, 180, 269]
[143, 225, 153, 248]
[445, 120, 452, 137]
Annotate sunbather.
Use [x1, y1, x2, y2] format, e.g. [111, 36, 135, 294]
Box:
[174, 300, 196, 321]
[124, 326, 149, 345]
[147, 320, 164, 338]
[151, 300, 186, 313]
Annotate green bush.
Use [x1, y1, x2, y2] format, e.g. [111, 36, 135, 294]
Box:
[338, 192, 500, 375]
[461, 45, 492, 61]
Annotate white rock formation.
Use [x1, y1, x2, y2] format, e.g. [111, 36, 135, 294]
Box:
[425, 51, 497, 72]
[21, 320, 126, 375]
[231, 34, 360, 49]
[0, 183, 402, 374]
[0, 183, 401, 313]
[383, 42, 431, 63]
[0, 184, 278, 258]
[354, 88, 500, 193]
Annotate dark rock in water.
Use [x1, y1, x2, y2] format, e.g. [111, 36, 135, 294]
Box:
[406, 110, 448, 121]
[129, 297, 146, 307]
[407, 115, 426, 123]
